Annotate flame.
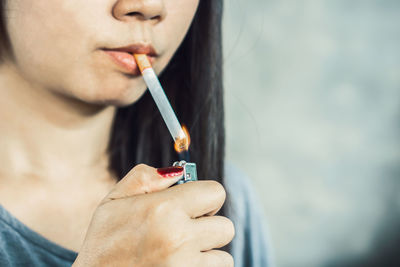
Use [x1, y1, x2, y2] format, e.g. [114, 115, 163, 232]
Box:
[174, 125, 191, 153]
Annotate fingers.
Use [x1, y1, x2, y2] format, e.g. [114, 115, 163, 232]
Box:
[102, 165, 227, 225]
[192, 216, 235, 251]
[166, 180, 227, 218]
[102, 164, 183, 203]
[199, 250, 234, 267]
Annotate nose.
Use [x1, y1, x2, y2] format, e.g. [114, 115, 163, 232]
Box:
[112, 0, 166, 22]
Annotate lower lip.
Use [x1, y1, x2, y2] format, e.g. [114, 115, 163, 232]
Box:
[103, 50, 154, 75]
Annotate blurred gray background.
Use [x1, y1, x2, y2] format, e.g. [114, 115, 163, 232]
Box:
[223, 1, 400, 266]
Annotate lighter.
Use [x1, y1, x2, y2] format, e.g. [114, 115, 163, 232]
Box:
[173, 160, 198, 184]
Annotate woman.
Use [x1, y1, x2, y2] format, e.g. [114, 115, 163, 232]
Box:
[0, 0, 270, 266]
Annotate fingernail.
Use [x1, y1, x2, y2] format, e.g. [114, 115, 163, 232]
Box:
[157, 166, 184, 178]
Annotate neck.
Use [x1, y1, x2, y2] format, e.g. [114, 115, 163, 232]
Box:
[0, 62, 117, 182]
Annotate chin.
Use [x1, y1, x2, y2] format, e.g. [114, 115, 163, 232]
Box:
[64, 88, 146, 109]
[72, 75, 149, 107]
[93, 87, 148, 107]
[103, 93, 146, 107]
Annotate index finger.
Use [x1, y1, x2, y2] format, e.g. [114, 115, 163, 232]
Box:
[164, 180, 226, 218]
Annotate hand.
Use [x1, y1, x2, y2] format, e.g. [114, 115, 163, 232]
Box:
[72, 164, 235, 267]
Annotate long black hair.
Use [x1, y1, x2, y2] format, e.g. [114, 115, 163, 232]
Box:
[0, 0, 227, 222]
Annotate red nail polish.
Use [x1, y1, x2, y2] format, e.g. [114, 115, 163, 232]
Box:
[157, 166, 184, 178]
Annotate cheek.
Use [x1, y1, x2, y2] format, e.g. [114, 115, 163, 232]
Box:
[6, 0, 144, 105]
[165, 0, 199, 34]
[68, 56, 149, 106]
[153, 0, 199, 74]
[7, 0, 85, 85]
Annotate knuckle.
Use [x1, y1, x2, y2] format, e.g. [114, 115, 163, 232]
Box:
[133, 163, 150, 175]
[165, 230, 186, 250]
[148, 199, 171, 218]
[158, 224, 186, 251]
[134, 176, 151, 194]
[207, 180, 226, 202]
[131, 164, 155, 194]
[146, 202, 186, 250]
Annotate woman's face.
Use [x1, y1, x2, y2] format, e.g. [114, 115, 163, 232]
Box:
[4, 0, 199, 106]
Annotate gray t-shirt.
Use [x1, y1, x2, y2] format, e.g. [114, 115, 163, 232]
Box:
[0, 165, 271, 266]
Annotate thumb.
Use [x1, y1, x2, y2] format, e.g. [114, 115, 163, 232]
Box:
[102, 164, 183, 203]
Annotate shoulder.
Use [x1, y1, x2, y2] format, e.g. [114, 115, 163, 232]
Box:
[224, 162, 274, 267]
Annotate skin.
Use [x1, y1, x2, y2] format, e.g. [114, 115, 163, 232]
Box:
[0, 0, 235, 266]
[0, 0, 199, 176]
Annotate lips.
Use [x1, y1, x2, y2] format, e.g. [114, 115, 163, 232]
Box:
[102, 44, 157, 75]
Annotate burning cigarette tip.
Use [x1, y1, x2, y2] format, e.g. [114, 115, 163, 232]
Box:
[174, 126, 191, 154]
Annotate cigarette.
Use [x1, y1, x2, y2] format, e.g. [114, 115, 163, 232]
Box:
[133, 54, 186, 145]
